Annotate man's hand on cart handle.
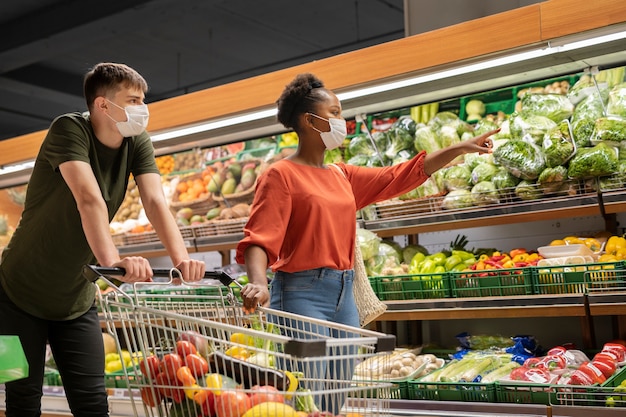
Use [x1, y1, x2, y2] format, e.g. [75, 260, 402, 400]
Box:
[83, 264, 236, 287]
[241, 283, 270, 314]
[112, 256, 153, 283]
[174, 259, 206, 283]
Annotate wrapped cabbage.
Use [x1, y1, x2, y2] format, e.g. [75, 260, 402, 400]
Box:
[439, 125, 461, 148]
[464, 152, 493, 171]
[414, 125, 441, 154]
[515, 180, 542, 200]
[543, 121, 575, 167]
[471, 163, 498, 185]
[521, 93, 574, 123]
[492, 167, 521, 191]
[567, 142, 619, 179]
[592, 116, 626, 143]
[538, 166, 568, 193]
[441, 189, 474, 210]
[607, 83, 626, 117]
[473, 119, 500, 136]
[493, 138, 546, 180]
[509, 112, 558, 144]
[443, 165, 472, 190]
[428, 111, 473, 137]
[378, 241, 403, 265]
[357, 228, 381, 260]
[399, 177, 440, 200]
[391, 115, 418, 136]
[471, 181, 500, 206]
[392, 149, 416, 165]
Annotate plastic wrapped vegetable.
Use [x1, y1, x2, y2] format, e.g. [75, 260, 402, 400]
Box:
[509, 112, 558, 144]
[492, 167, 521, 192]
[521, 93, 574, 123]
[471, 163, 498, 185]
[493, 138, 546, 180]
[384, 124, 416, 159]
[571, 86, 610, 148]
[428, 111, 473, 137]
[439, 125, 461, 148]
[348, 134, 376, 156]
[538, 166, 568, 193]
[515, 180, 542, 200]
[414, 125, 441, 154]
[543, 121, 575, 167]
[441, 189, 474, 210]
[592, 116, 626, 142]
[391, 115, 418, 136]
[471, 181, 500, 206]
[607, 83, 626, 117]
[346, 154, 370, 166]
[464, 152, 494, 171]
[356, 228, 381, 261]
[443, 165, 472, 191]
[472, 119, 500, 136]
[567, 142, 619, 178]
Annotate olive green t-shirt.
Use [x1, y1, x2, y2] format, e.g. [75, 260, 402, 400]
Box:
[0, 112, 159, 320]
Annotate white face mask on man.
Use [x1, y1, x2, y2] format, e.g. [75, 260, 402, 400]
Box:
[309, 113, 347, 150]
[106, 99, 150, 137]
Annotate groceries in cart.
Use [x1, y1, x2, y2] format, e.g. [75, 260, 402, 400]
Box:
[91, 265, 395, 417]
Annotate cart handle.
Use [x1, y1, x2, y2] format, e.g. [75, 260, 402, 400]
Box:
[82, 265, 241, 288]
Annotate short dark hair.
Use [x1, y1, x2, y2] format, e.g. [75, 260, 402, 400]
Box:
[276, 73, 328, 129]
[83, 63, 148, 110]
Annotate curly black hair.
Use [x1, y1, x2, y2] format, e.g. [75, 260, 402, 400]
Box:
[276, 73, 327, 129]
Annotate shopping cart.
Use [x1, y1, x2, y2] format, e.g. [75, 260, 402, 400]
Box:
[86, 265, 396, 417]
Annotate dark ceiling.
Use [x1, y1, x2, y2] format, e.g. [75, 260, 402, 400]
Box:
[0, 0, 405, 142]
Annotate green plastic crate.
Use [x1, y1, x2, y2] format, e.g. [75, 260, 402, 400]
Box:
[459, 87, 515, 121]
[532, 261, 624, 295]
[408, 379, 497, 402]
[449, 267, 534, 298]
[495, 381, 556, 405]
[374, 273, 451, 301]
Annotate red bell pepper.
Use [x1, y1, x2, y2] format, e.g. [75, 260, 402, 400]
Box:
[536, 354, 567, 371]
[510, 366, 552, 383]
[570, 362, 606, 385]
[602, 343, 626, 362]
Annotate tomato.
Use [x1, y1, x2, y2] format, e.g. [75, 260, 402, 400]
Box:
[160, 353, 183, 382]
[155, 372, 185, 403]
[139, 355, 161, 380]
[214, 390, 251, 417]
[185, 353, 209, 377]
[249, 385, 284, 406]
[140, 386, 162, 407]
[176, 340, 198, 358]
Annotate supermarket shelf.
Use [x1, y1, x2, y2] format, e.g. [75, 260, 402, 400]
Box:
[587, 291, 626, 315]
[377, 294, 587, 321]
[364, 193, 602, 238]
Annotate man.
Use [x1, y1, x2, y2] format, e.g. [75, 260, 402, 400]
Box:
[0, 62, 205, 416]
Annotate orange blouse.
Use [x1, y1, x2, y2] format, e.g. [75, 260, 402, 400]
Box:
[235, 153, 428, 272]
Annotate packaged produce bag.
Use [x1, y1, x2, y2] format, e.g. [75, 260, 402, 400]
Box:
[0, 335, 28, 383]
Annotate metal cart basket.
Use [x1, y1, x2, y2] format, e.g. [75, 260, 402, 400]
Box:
[87, 266, 396, 417]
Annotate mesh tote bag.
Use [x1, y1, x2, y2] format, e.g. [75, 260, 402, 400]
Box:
[354, 236, 387, 327]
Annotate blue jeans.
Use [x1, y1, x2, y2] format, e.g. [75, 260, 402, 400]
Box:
[0, 283, 109, 417]
[270, 267, 359, 328]
[269, 268, 359, 414]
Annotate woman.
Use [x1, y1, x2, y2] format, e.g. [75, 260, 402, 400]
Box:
[236, 73, 497, 326]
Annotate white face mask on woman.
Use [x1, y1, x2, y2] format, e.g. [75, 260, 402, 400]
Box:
[106, 99, 150, 137]
[309, 113, 347, 150]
